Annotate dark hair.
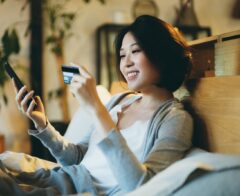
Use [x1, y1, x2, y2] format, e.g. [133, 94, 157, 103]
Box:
[115, 15, 192, 92]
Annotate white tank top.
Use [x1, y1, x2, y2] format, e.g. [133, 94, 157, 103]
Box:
[81, 95, 149, 194]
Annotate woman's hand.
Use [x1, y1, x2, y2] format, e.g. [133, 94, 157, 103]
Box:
[69, 64, 116, 136]
[69, 64, 102, 113]
[12, 79, 47, 130]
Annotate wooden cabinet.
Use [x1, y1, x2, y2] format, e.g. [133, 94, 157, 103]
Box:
[96, 24, 126, 89]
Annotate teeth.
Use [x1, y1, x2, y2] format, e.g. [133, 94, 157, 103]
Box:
[127, 72, 138, 77]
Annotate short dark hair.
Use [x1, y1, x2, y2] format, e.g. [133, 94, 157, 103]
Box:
[115, 15, 192, 92]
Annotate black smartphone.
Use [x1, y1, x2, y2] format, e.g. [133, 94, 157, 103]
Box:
[4, 61, 35, 107]
[3, 61, 24, 91]
[62, 65, 80, 84]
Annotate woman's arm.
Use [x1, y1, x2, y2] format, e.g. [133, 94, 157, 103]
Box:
[28, 122, 93, 166]
[69, 65, 117, 139]
[97, 109, 193, 192]
[12, 79, 92, 166]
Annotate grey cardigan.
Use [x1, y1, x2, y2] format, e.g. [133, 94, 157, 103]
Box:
[29, 92, 193, 195]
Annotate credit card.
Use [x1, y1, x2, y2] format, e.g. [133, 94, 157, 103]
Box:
[62, 65, 80, 84]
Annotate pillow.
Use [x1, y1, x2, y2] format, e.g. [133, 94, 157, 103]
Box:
[64, 85, 111, 143]
[0, 151, 59, 173]
[127, 148, 240, 196]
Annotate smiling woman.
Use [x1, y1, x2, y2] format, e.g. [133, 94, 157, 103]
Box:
[115, 15, 192, 92]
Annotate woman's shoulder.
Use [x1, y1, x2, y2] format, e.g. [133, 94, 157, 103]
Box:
[153, 98, 192, 123]
[152, 99, 193, 143]
[105, 91, 139, 110]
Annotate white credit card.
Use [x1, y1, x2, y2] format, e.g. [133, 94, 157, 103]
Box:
[62, 65, 80, 84]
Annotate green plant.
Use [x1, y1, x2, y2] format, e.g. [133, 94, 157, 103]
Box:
[0, 28, 20, 106]
[44, 0, 105, 122]
[0, 0, 30, 109]
[45, 0, 105, 57]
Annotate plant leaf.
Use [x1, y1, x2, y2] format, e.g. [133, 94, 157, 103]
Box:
[0, 60, 9, 86]
[56, 88, 63, 97]
[11, 29, 20, 54]
[1, 28, 20, 58]
[98, 0, 105, 4]
[82, 0, 90, 3]
[46, 36, 58, 43]
[48, 91, 53, 100]
[3, 93, 7, 105]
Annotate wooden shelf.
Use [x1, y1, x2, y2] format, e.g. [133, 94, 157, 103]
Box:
[189, 29, 240, 46]
[188, 30, 240, 78]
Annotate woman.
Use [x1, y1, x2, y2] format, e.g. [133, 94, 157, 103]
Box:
[1, 15, 193, 195]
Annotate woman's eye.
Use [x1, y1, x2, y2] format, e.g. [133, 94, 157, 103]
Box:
[132, 49, 141, 54]
[120, 54, 125, 58]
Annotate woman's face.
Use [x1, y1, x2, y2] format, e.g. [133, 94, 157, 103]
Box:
[119, 32, 160, 91]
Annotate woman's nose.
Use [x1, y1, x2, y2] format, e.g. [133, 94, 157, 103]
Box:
[124, 54, 134, 67]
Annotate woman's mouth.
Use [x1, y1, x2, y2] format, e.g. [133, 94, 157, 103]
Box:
[127, 71, 139, 81]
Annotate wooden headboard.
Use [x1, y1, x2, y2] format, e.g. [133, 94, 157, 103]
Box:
[185, 76, 240, 155]
[186, 30, 240, 155]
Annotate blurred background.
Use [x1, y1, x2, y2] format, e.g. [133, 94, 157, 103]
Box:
[0, 0, 239, 159]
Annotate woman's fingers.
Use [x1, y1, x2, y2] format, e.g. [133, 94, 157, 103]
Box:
[15, 86, 27, 107]
[34, 96, 42, 106]
[20, 90, 35, 113]
[78, 65, 92, 78]
[26, 99, 37, 116]
[69, 81, 81, 94]
[71, 74, 85, 84]
[69, 62, 91, 78]
[34, 96, 44, 112]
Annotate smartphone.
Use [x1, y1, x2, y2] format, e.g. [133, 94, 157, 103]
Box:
[4, 61, 34, 107]
[3, 61, 24, 91]
[62, 65, 80, 84]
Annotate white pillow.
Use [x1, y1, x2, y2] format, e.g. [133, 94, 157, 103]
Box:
[64, 85, 111, 143]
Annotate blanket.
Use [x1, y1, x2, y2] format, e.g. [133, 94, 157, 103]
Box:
[1, 148, 240, 195]
[127, 148, 240, 196]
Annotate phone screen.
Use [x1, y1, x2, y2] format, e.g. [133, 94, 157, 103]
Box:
[62, 65, 80, 84]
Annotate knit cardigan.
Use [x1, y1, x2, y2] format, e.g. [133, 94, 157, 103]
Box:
[29, 92, 193, 195]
